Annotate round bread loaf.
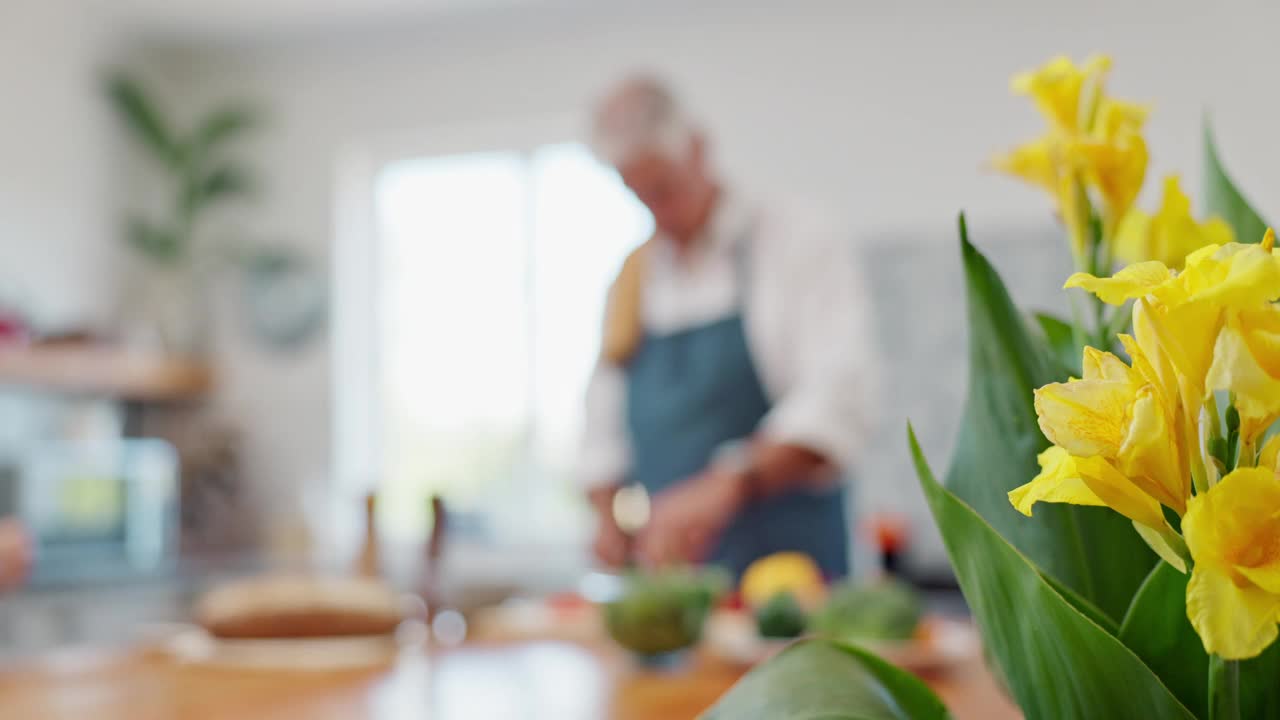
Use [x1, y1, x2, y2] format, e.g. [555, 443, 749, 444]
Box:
[197, 575, 404, 639]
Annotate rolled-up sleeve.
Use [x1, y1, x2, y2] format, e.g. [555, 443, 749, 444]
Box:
[758, 228, 879, 474]
[575, 359, 632, 490]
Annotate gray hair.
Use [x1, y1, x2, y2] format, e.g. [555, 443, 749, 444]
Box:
[590, 75, 698, 167]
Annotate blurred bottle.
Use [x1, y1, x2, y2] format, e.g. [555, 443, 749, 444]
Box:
[866, 513, 910, 577]
[356, 493, 380, 578]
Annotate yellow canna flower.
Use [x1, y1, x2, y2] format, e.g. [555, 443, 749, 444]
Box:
[1065, 261, 1174, 305]
[1032, 346, 1187, 516]
[1206, 306, 1280, 442]
[1183, 467, 1280, 659]
[1009, 446, 1105, 516]
[1072, 100, 1150, 227]
[1177, 239, 1280, 309]
[1114, 175, 1237, 269]
[1011, 54, 1112, 133]
[1066, 238, 1280, 418]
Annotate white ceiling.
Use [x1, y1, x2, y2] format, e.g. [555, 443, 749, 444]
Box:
[98, 0, 547, 42]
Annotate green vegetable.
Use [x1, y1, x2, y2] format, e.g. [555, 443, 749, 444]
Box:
[603, 567, 727, 656]
[809, 578, 922, 643]
[755, 592, 808, 639]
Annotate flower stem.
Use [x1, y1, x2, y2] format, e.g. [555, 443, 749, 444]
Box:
[1209, 655, 1240, 720]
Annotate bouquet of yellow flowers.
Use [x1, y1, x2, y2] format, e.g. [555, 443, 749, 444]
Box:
[706, 56, 1276, 720]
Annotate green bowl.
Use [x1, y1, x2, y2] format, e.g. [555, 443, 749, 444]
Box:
[602, 567, 729, 657]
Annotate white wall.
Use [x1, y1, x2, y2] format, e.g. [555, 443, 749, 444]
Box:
[0, 1, 120, 331]
[141, 0, 1280, 563]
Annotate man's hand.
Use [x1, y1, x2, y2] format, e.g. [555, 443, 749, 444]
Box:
[592, 515, 633, 568]
[588, 485, 633, 568]
[0, 518, 31, 593]
[637, 468, 747, 568]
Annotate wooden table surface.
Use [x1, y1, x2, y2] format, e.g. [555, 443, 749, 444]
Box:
[0, 621, 1021, 719]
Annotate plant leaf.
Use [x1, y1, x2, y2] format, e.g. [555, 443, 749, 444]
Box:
[910, 426, 1196, 719]
[125, 216, 181, 263]
[1119, 562, 1209, 719]
[945, 216, 1154, 622]
[1240, 639, 1280, 720]
[105, 73, 180, 170]
[200, 165, 255, 202]
[1203, 119, 1270, 244]
[701, 639, 951, 720]
[193, 105, 258, 152]
[1120, 561, 1280, 720]
[1034, 311, 1081, 377]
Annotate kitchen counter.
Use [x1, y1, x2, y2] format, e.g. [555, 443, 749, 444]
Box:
[0, 614, 1021, 719]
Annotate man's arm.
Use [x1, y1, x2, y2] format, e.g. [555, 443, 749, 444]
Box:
[755, 215, 879, 483]
[578, 360, 634, 567]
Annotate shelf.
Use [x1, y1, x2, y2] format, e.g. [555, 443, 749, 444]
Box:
[0, 345, 213, 402]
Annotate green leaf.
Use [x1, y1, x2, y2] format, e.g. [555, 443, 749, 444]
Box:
[702, 639, 950, 720]
[1119, 561, 1280, 720]
[105, 73, 180, 170]
[1240, 639, 1280, 720]
[200, 165, 255, 203]
[1203, 119, 1270, 244]
[1034, 311, 1081, 377]
[192, 105, 258, 152]
[946, 216, 1154, 621]
[1040, 567, 1118, 636]
[178, 164, 254, 220]
[910, 427, 1196, 719]
[124, 216, 182, 263]
[1119, 562, 1209, 718]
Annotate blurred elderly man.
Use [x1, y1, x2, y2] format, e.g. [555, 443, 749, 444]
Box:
[578, 75, 877, 578]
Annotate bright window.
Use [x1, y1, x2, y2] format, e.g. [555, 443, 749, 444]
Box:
[372, 142, 651, 546]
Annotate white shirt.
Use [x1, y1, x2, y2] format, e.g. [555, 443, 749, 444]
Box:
[576, 192, 879, 489]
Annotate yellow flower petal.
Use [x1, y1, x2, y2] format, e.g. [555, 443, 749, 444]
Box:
[1206, 309, 1280, 441]
[1186, 565, 1280, 660]
[1008, 447, 1105, 516]
[1081, 346, 1134, 382]
[1092, 97, 1149, 138]
[1073, 455, 1167, 530]
[1261, 435, 1280, 473]
[1064, 261, 1173, 305]
[1184, 468, 1280, 568]
[1010, 54, 1111, 133]
[1118, 332, 1175, 409]
[991, 138, 1060, 195]
[1181, 242, 1280, 309]
[1114, 176, 1238, 269]
[1117, 386, 1186, 513]
[1034, 380, 1133, 457]
[1238, 564, 1280, 596]
[1113, 207, 1155, 266]
[1073, 125, 1148, 224]
[1132, 521, 1187, 574]
[1136, 298, 1223, 403]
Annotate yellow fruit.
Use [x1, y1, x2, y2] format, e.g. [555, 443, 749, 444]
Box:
[740, 552, 827, 610]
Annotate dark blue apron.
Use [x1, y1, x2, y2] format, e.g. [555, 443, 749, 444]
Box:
[624, 231, 849, 580]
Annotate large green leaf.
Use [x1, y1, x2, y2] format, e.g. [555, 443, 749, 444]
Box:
[1203, 120, 1270, 244]
[910, 427, 1195, 719]
[1119, 562, 1209, 718]
[701, 639, 950, 720]
[1120, 561, 1280, 720]
[1240, 638, 1280, 719]
[1033, 311, 1081, 378]
[946, 218, 1154, 621]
